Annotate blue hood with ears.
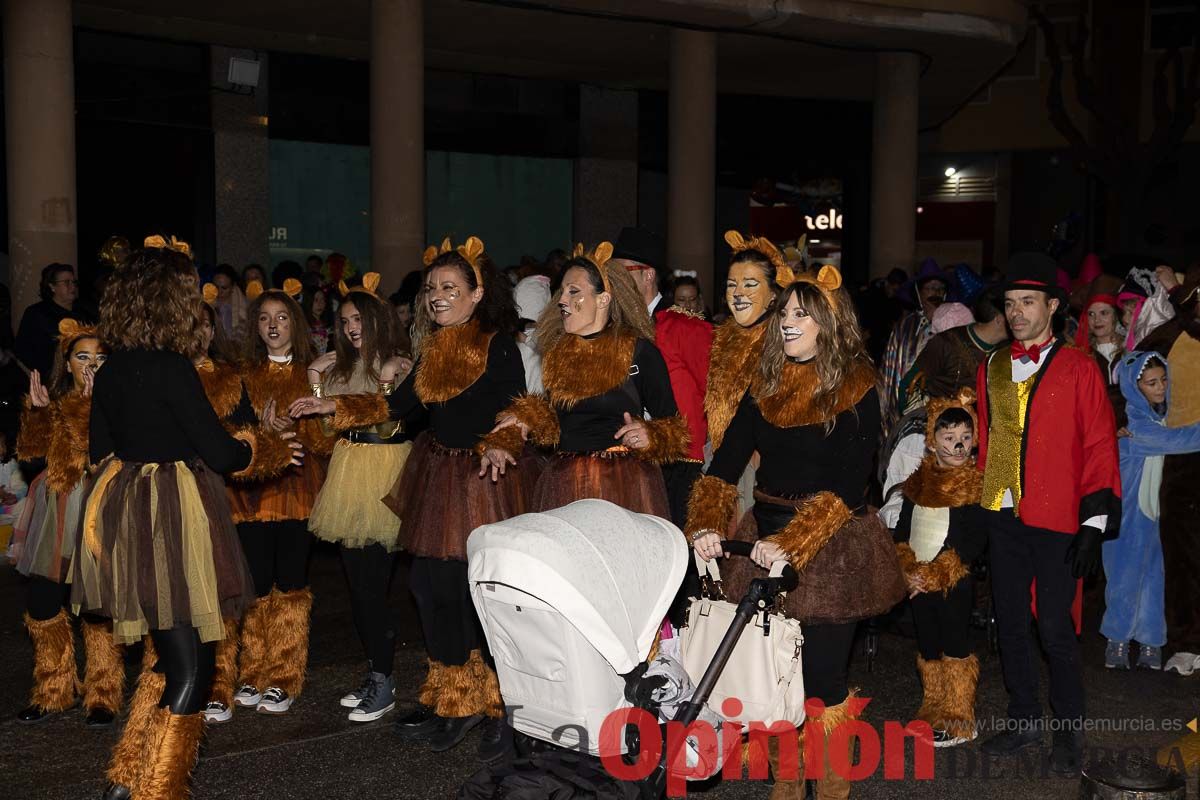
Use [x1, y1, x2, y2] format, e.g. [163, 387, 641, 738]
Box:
[1116, 350, 1168, 426]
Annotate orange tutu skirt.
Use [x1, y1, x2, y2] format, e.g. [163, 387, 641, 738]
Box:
[531, 449, 670, 518]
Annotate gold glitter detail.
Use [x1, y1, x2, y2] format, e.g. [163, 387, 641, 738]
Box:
[981, 354, 1035, 514]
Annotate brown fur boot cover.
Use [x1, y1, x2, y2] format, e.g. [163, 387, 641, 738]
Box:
[936, 654, 980, 743]
[766, 729, 804, 799]
[136, 707, 206, 800]
[25, 611, 79, 712]
[914, 656, 944, 728]
[81, 618, 125, 714]
[434, 649, 504, 719]
[811, 692, 859, 800]
[106, 663, 166, 792]
[209, 617, 241, 709]
[419, 660, 447, 708]
[263, 588, 313, 696]
[237, 594, 273, 691]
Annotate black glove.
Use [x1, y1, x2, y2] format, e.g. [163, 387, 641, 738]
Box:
[1065, 525, 1104, 579]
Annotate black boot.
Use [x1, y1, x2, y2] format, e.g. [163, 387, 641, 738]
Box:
[394, 704, 441, 739]
[428, 714, 484, 752]
[1049, 729, 1083, 776]
[980, 727, 1041, 755]
[86, 707, 116, 727]
[477, 715, 511, 763]
[101, 784, 131, 800]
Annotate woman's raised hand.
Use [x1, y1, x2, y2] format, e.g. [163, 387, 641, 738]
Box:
[29, 370, 50, 408]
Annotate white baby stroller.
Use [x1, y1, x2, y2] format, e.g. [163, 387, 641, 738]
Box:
[465, 499, 688, 756]
[462, 499, 799, 799]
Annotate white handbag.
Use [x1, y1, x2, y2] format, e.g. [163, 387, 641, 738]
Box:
[678, 552, 806, 729]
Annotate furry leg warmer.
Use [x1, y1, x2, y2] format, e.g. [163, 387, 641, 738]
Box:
[237, 594, 273, 691]
[106, 659, 166, 792]
[810, 691, 860, 800]
[419, 660, 447, 709]
[136, 707, 206, 800]
[433, 650, 503, 719]
[766, 728, 804, 800]
[25, 611, 79, 712]
[915, 656, 944, 728]
[81, 618, 125, 714]
[209, 617, 241, 709]
[262, 588, 313, 696]
[937, 654, 979, 743]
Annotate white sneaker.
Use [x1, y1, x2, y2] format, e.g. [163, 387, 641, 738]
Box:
[347, 672, 395, 723]
[256, 687, 293, 714]
[203, 701, 232, 723]
[233, 684, 262, 707]
[1164, 652, 1199, 676]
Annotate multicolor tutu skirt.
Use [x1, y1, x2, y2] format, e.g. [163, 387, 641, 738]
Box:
[70, 459, 254, 645]
[308, 439, 411, 550]
[531, 448, 670, 518]
[13, 472, 85, 583]
[386, 432, 538, 561]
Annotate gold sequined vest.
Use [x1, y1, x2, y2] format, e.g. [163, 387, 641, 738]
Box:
[980, 353, 1037, 514]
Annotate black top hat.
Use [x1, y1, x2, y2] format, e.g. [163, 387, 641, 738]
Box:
[1002, 252, 1066, 301]
[612, 227, 665, 272]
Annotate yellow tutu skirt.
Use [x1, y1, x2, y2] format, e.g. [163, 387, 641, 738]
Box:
[309, 440, 411, 550]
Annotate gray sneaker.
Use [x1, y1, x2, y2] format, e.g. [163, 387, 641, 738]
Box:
[340, 673, 373, 709]
[1136, 644, 1162, 670]
[347, 672, 395, 723]
[1104, 640, 1130, 669]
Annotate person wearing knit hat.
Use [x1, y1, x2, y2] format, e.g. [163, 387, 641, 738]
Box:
[930, 302, 975, 335]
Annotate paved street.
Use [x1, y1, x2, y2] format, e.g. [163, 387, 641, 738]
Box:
[2, 543, 1195, 799]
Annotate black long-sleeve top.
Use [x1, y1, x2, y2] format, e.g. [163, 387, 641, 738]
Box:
[90, 348, 252, 473]
[388, 332, 526, 450]
[894, 499, 988, 565]
[558, 337, 678, 453]
[707, 386, 881, 510]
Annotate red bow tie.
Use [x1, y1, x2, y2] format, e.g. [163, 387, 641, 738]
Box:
[1012, 340, 1047, 364]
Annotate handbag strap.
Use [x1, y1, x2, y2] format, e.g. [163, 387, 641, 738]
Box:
[692, 550, 789, 599]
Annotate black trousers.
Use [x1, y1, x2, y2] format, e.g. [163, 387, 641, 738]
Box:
[911, 577, 974, 660]
[662, 461, 703, 529]
[149, 626, 214, 715]
[800, 622, 858, 707]
[986, 509, 1083, 722]
[340, 543, 396, 677]
[409, 557, 485, 668]
[238, 519, 312, 598]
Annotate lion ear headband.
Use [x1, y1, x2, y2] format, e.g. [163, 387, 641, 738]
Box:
[245, 278, 304, 304]
[572, 241, 614, 294]
[724, 230, 796, 286]
[423, 236, 486, 289]
[338, 272, 382, 299]
[143, 234, 191, 259]
[57, 318, 98, 355]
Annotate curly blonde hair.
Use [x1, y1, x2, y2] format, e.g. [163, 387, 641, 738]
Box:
[756, 280, 869, 427]
[535, 255, 655, 353]
[99, 247, 205, 359]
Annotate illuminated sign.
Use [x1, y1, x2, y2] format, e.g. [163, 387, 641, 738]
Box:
[805, 208, 843, 231]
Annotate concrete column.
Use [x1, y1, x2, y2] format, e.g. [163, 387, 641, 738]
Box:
[869, 52, 919, 279]
[212, 46, 270, 271]
[370, 0, 424, 295]
[574, 86, 638, 248]
[4, 0, 76, 320]
[667, 29, 716, 302]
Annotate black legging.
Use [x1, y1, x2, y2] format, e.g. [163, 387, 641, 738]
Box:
[26, 574, 108, 627]
[911, 577, 974, 661]
[238, 519, 312, 597]
[340, 543, 396, 677]
[149, 626, 215, 715]
[800, 622, 858, 707]
[409, 557, 485, 668]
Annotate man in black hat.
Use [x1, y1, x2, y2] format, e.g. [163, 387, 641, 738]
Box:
[611, 227, 666, 317]
[975, 252, 1120, 776]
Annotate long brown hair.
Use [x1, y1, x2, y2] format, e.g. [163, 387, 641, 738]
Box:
[535, 255, 655, 354]
[757, 280, 869, 423]
[242, 291, 315, 367]
[330, 290, 398, 384]
[99, 247, 205, 359]
[199, 302, 234, 364]
[411, 251, 519, 345]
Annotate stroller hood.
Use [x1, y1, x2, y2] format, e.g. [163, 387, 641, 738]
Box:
[467, 499, 688, 674]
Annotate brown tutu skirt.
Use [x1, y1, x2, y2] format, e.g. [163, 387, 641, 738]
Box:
[721, 494, 905, 625]
[386, 433, 539, 560]
[531, 449, 670, 518]
[70, 459, 254, 645]
[13, 472, 85, 583]
[227, 456, 325, 524]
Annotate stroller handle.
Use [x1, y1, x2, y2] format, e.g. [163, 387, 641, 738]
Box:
[719, 539, 799, 595]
